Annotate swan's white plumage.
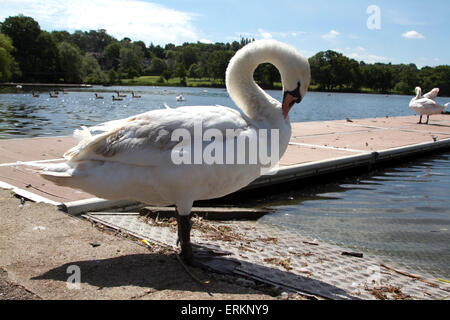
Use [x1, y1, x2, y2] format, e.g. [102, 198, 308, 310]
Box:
[409, 87, 448, 117]
[36, 40, 311, 216]
[423, 88, 439, 100]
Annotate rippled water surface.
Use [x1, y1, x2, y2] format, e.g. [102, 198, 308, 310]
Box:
[1, 86, 449, 278]
[253, 152, 450, 278]
[3, 85, 449, 138]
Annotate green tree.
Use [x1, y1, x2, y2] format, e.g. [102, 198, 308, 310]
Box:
[254, 63, 280, 88]
[148, 57, 167, 75]
[119, 45, 144, 76]
[1, 15, 41, 81]
[103, 42, 121, 70]
[429, 65, 450, 96]
[0, 33, 21, 81]
[362, 64, 393, 93]
[82, 55, 107, 84]
[180, 45, 198, 69]
[108, 69, 118, 84]
[58, 41, 84, 83]
[210, 50, 234, 81]
[161, 69, 172, 83]
[392, 64, 418, 94]
[72, 29, 115, 53]
[34, 31, 60, 82]
[174, 62, 187, 85]
[188, 63, 201, 79]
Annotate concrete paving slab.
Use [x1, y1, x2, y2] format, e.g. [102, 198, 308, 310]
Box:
[0, 189, 275, 300]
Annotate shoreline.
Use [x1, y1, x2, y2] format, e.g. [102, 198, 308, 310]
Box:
[2, 82, 448, 98]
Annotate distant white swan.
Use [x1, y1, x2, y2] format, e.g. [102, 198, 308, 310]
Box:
[31, 40, 311, 267]
[176, 95, 185, 102]
[409, 87, 448, 124]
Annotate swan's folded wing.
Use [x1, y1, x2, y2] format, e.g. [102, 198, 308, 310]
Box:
[410, 97, 436, 108]
[64, 106, 249, 167]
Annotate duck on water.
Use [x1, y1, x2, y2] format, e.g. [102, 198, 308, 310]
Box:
[30, 40, 311, 269]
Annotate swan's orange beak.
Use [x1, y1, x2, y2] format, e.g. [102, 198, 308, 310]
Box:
[282, 93, 299, 119]
[282, 81, 302, 119]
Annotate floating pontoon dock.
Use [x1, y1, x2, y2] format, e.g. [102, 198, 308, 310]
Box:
[1, 115, 449, 212]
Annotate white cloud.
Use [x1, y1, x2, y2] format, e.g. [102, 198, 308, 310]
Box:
[402, 30, 425, 39]
[0, 0, 199, 45]
[233, 29, 306, 41]
[343, 46, 390, 64]
[322, 30, 340, 40]
[198, 38, 213, 44]
[258, 28, 273, 39]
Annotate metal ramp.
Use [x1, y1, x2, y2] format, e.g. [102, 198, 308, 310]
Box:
[83, 212, 450, 300]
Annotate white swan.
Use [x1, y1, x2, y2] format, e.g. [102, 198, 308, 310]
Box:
[409, 87, 448, 124]
[176, 94, 185, 102]
[32, 40, 310, 266]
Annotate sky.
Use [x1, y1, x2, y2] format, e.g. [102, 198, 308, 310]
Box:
[1, 0, 449, 67]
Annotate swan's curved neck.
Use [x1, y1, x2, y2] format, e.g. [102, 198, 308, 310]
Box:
[226, 47, 287, 120]
[415, 88, 422, 99]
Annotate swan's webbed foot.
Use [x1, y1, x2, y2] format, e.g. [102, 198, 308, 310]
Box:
[176, 214, 240, 274]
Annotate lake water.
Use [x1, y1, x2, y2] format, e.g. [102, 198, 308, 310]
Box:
[0, 86, 449, 278]
[2, 85, 448, 139]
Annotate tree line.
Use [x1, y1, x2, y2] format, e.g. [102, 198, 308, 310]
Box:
[0, 15, 448, 96]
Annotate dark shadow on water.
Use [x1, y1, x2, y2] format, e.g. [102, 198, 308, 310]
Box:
[31, 253, 357, 300]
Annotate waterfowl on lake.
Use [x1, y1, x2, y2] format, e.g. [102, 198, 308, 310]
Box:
[176, 95, 185, 102]
[49, 92, 58, 98]
[115, 91, 127, 98]
[31, 91, 40, 98]
[410, 87, 449, 124]
[132, 91, 141, 98]
[112, 95, 123, 101]
[32, 40, 311, 268]
[95, 93, 104, 99]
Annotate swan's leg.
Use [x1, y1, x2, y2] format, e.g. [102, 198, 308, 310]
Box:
[176, 213, 193, 263]
[418, 115, 423, 124]
[426, 115, 430, 124]
[176, 211, 239, 273]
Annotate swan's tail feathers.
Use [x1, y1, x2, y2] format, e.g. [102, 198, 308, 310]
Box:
[22, 162, 75, 186]
[39, 171, 74, 186]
